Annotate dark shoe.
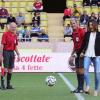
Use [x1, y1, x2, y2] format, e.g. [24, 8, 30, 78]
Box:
[6, 85, 14, 89]
[84, 90, 91, 94]
[71, 88, 84, 93]
[1, 85, 6, 90]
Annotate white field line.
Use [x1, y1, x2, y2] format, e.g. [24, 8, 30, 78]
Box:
[58, 73, 85, 100]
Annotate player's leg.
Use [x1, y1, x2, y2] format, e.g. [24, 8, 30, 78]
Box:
[77, 56, 84, 92]
[84, 56, 91, 93]
[93, 57, 100, 96]
[1, 50, 10, 89]
[71, 54, 84, 93]
[6, 51, 14, 89]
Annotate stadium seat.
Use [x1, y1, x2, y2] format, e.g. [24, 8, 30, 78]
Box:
[67, 0, 74, 7]
[25, 0, 34, 1]
[75, 0, 83, 1]
[64, 19, 70, 26]
[40, 21, 48, 27]
[17, 26, 23, 30]
[0, 2, 2, 7]
[19, 2, 26, 7]
[6, 7, 11, 13]
[40, 26, 48, 33]
[84, 6, 91, 16]
[27, 26, 32, 30]
[11, 8, 18, 14]
[19, 8, 26, 13]
[91, 6, 99, 15]
[0, 29, 4, 34]
[11, 2, 19, 8]
[31, 37, 38, 42]
[25, 14, 32, 24]
[75, 1, 82, 7]
[4, 2, 11, 7]
[79, 7, 83, 14]
[0, 18, 7, 23]
[26, 2, 33, 11]
[40, 12, 48, 20]
[26, 2, 33, 7]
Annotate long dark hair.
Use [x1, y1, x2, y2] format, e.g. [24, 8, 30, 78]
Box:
[87, 20, 98, 32]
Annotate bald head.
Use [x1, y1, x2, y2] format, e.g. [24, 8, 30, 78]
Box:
[8, 22, 17, 33]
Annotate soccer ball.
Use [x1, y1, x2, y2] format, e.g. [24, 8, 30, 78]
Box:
[45, 76, 56, 86]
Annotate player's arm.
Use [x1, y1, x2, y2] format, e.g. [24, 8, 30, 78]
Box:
[15, 46, 20, 61]
[71, 47, 76, 57]
[0, 44, 4, 63]
[0, 44, 3, 54]
[15, 46, 20, 56]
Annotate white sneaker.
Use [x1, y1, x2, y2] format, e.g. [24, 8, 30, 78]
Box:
[94, 91, 98, 96]
[84, 86, 90, 94]
[85, 86, 90, 91]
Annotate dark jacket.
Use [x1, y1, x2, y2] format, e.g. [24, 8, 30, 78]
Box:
[80, 14, 89, 24]
[0, 8, 9, 17]
[97, 18, 100, 24]
[32, 16, 40, 26]
[80, 31, 100, 56]
[7, 16, 16, 24]
[83, 0, 90, 6]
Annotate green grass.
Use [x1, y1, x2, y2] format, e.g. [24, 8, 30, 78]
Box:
[64, 73, 100, 100]
[0, 73, 100, 100]
[0, 73, 76, 100]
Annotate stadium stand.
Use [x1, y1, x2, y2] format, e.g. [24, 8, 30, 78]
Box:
[0, 0, 48, 41]
[1, 0, 100, 42]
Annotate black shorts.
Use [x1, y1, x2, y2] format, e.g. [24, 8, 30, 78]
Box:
[3, 50, 15, 69]
[75, 53, 84, 68]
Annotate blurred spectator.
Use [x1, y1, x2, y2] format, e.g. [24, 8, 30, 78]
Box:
[89, 12, 97, 22]
[7, 13, 16, 24]
[0, 6, 9, 18]
[17, 26, 23, 41]
[97, 0, 100, 7]
[97, 12, 100, 25]
[0, 6, 9, 29]
[72, 4, 81, 18]
[91, 0, 97, 6]
[83, 0, 90, 6]
[30, 23, 41, 37]
[16, 12, 25, 26]
[33, 0, 43, 12]
[38, 29, 49, 42]
[63, 7, 72, 21]
[17, 26, 31, 42]
[64, 24, 73, 38]
[80, 11, 89, 25]
[32, 12, 40, 27]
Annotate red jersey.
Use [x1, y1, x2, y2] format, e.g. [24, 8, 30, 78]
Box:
[1, 31, 18, 51]
[0, 8, 9, 17]
[72, 27, 85, 52]
[33, 2, 42, 9]
[64, 8, 72, 16]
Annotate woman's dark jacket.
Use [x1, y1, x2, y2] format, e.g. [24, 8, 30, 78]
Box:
[80, 31, 100, 56]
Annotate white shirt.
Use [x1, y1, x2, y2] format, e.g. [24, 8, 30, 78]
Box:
[85, 32, 96, 57]
[64, 27, 73, 35]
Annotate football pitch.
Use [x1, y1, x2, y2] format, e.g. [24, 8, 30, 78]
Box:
[0, 73, 99, 100]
